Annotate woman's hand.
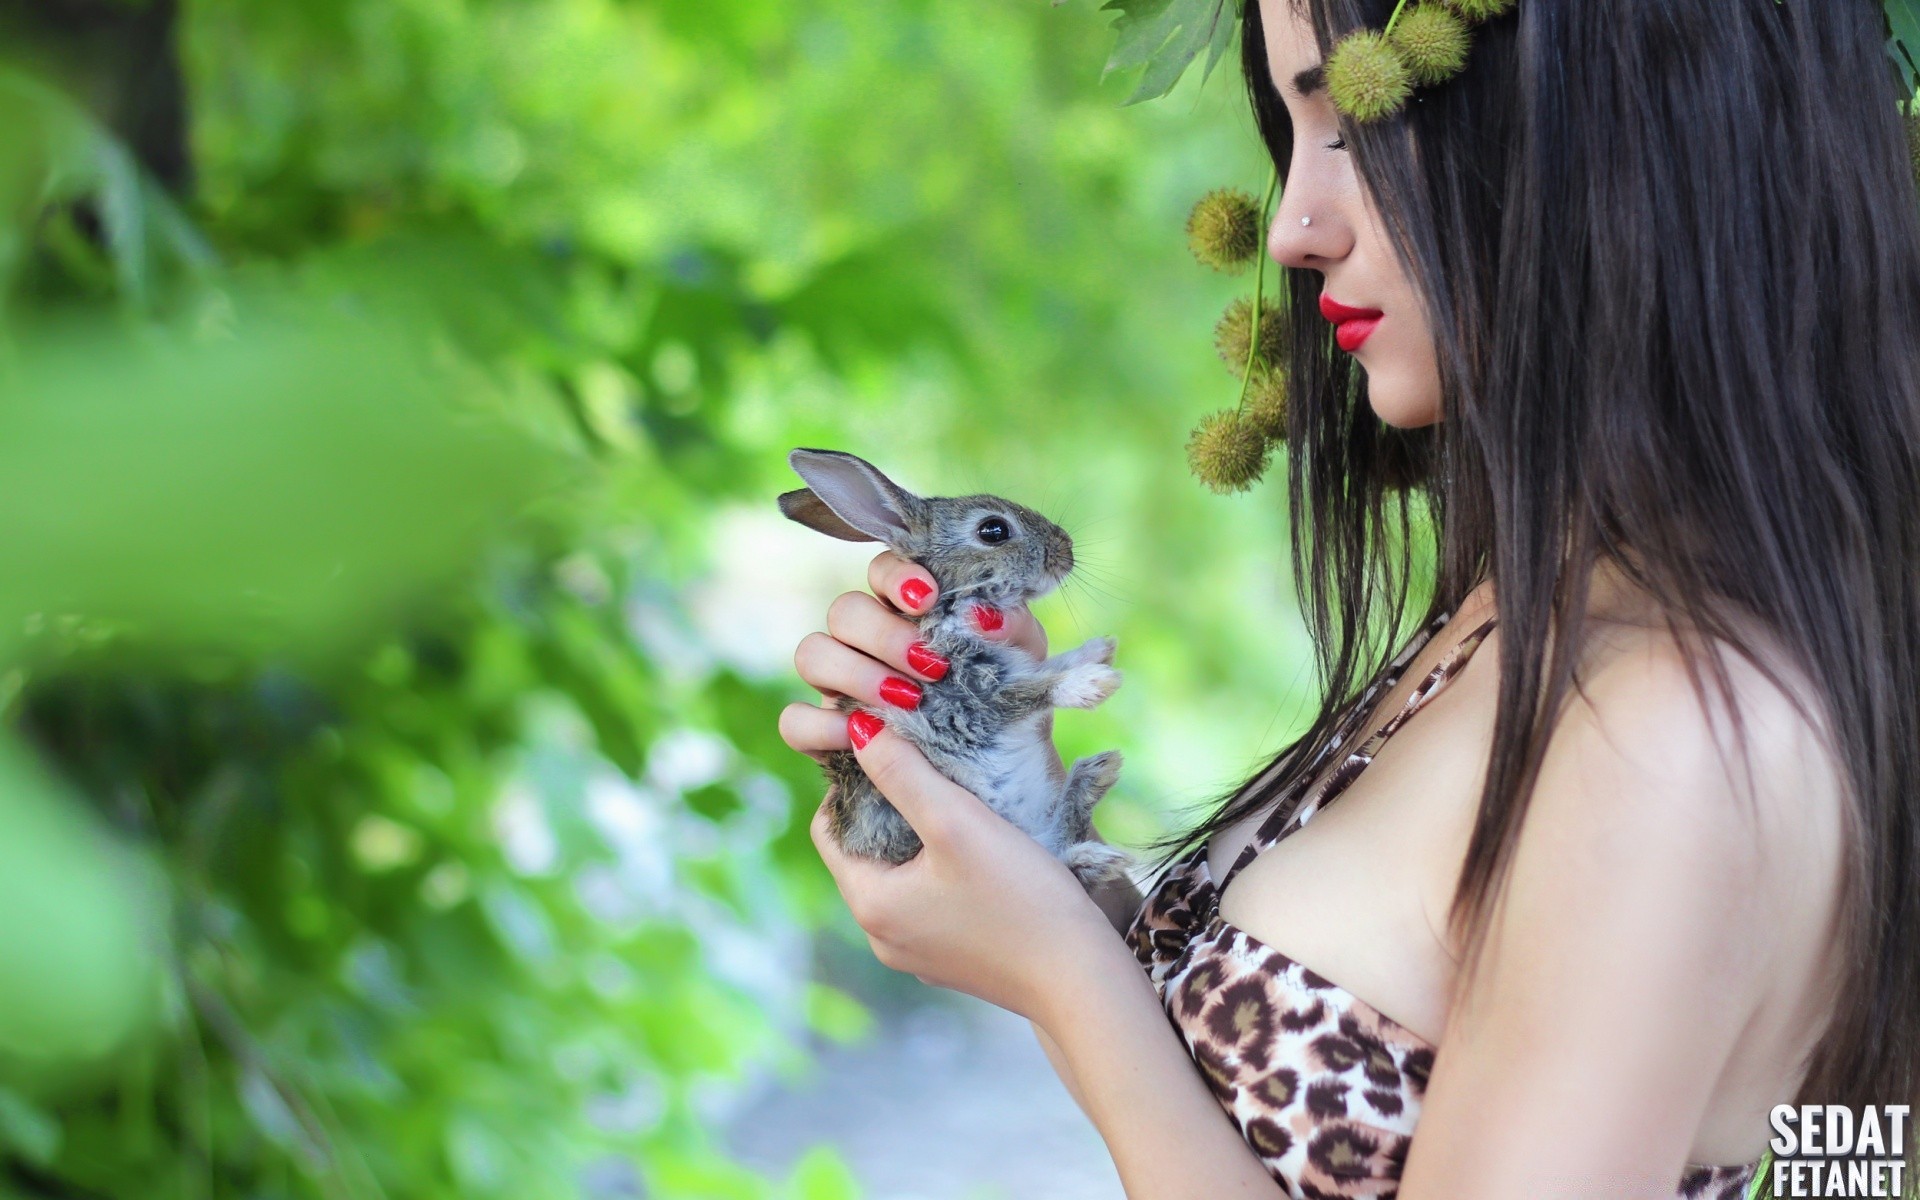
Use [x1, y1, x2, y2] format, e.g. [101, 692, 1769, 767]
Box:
[806, 725, 1116, 1023]
[776, 549, 1114, 1025]
[776, 548, 1053, 767]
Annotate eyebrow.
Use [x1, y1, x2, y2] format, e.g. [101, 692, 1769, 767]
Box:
[1291, 64, 1325, 98]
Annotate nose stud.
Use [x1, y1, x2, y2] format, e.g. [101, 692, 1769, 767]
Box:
[1302, 216, 1312, 227]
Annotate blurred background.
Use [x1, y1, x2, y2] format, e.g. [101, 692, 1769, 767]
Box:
[0, 1, 1328, 1196]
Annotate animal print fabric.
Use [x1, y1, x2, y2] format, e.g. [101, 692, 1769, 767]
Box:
[1123, 608, 1764, 1200]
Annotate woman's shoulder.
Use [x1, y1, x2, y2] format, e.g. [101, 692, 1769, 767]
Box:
[1537, 613, 1849, 1012]
[1570, 614, 1846, 831]
[1389, 607, 1849, 1172]
[1557, 611, 1846, 858]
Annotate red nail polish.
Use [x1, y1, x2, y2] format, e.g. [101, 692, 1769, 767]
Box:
[879, 676, 922, 709]
[906, 640, 950, 680]
[848, 711, 886, 749]
[899, 579, 933, 610]
[971, 603, 1004, 633]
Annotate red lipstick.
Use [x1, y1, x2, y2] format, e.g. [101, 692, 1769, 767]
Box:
[1319, 294, 1384, 353]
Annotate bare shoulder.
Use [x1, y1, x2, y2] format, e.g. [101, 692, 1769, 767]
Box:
[1397, 618, 1849, 1187]
[1568, 619, 1848, 874]
[1528, 616, 1850, 1000]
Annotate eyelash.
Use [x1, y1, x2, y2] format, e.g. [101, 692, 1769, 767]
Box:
[1325, 135, 1348, 151]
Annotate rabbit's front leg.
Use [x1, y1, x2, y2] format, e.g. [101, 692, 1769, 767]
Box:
[1042, 636, 1121, 709]
[996, 636, 1121, 716]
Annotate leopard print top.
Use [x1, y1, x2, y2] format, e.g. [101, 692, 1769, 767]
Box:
[1123, 608, 1765, 1200]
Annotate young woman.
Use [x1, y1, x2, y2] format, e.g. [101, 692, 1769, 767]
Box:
[777, 0, 1920, 1195]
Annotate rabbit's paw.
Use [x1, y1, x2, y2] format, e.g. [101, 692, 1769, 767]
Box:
[1062, 749, 1123, 835]
[1053, 662, 1121, 709]
[1076, 635, 1118, 666]
[1067, 748, 1123, 794]
[1063, 840, 1134, 891]
[1049, 635, 1117, 671]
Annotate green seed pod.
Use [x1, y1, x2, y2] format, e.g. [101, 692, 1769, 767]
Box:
[1440, 0, 1515, 22]
[1187, 408, 1273, 494]
[1390, 7, 1471, 87]
[1243, 364, 1289, 443]
[1326, 29, 1412, 124]
[1186, 188, 1264, 273]
[1214, 296, 1286, 379]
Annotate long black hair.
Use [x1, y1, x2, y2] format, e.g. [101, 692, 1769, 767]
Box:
[1144, 0, 1920, 1149]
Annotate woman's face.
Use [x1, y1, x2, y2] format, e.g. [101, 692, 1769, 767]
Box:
[1257, 0, 1442, 428]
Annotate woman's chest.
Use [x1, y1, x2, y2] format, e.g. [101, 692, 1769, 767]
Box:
[1202, 668, 1500, 1044]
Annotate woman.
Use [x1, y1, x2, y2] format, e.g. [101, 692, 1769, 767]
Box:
[777, 0, 1920, 1195]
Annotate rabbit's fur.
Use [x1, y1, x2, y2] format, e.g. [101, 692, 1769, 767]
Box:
[778, 448, 1133, 891]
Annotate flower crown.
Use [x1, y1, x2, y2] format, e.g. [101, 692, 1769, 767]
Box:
[1089, 0, 1920, 492]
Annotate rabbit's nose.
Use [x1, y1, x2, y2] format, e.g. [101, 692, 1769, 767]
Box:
[1045, 542, 1075, 577]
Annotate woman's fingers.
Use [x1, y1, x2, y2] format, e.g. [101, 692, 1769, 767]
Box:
[996, 606, 1049, 661]
[870, 551, 938, 617]
[779, 700, 851, 759]
[795, 619, 934, 715]
[822, 591, 949, 686]
[866, 550, 1049, 660]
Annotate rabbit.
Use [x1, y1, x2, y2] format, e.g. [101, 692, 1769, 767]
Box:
[778, 447, 1134, 892]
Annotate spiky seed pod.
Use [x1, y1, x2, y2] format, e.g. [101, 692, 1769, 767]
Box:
[1243, 364, 1289, 443]
[1186, 188, 1263, 273]
[1187, 408, 1273, 493]
[1214, 296, 1286, 379]
[1390, 7, 1471, 87]
[1326, 30, 1412, 124]
[1440, 0, 1515, 22]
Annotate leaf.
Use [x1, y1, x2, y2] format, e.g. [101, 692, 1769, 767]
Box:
[89, 137, 147, 306]
[783, 1146, 861, 1200]
[1201, 0, 1241, 82]
[0, 290, 569, 663]
[801, 983, 872, 1046]
[1887, 0, 1920, 92]
[683, 781, 744, 823]
[0, 69, 217, 308]
[0, 1085, 61, 1167]
[0, 736, 164, 1087]
[1099, 0, 1238, 104]
[1100, 0, 1184, 73]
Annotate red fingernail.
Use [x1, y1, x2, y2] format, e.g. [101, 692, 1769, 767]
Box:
[879, 676, 922, 709]
[906, 640, 950, 680]
[848, 711, 886, 749]
[971, 603, 1004, 633]
[899, 579, 933, 610]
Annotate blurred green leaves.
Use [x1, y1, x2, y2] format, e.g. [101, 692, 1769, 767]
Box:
[0, 68, 213, 310]
[0, 0, 1288, 1196]
[0, 301, 567, 664]
[0, 738, 163, 1088]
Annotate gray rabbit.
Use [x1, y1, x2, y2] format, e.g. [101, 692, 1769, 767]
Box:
[778, 448, 1133, 891]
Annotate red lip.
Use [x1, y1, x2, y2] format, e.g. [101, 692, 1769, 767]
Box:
[1319, 293, 1385, 352]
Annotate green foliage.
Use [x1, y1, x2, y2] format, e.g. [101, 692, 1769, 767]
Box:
[1889, 0, 1920, 95]
[0, 0, 1293, 1196]
[1100, 0, 1240, 103]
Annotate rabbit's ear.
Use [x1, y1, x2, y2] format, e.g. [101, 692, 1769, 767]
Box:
[777, 488, 874, 542]
[782, 448, 918, 545]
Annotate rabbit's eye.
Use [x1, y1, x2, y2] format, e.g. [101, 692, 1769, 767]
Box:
[977, 517, 1011, 544]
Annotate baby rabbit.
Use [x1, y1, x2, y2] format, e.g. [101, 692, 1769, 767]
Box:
[778, 448, 1133, 891]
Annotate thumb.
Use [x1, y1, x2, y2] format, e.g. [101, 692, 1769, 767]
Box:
[847, 713, 989, 848]
[968, 600, 1047, 661]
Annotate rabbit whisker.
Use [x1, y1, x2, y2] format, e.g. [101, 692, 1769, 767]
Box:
[1069, 562, 1139, 598]
[1059, 573, 1119, 613]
